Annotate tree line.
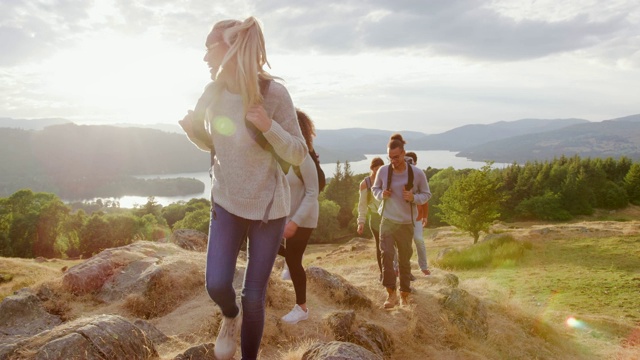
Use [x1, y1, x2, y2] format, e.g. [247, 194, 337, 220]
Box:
[2, 155, 639, 259]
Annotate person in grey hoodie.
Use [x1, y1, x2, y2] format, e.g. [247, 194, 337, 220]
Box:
[372, 133, 431, 308]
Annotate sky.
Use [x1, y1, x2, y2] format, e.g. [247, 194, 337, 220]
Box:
[1, 0, 639, 134]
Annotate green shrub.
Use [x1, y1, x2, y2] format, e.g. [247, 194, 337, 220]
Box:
[516, 191, 572, 221]
[172, 208, 210, 234]
[435, 235, 529, 270]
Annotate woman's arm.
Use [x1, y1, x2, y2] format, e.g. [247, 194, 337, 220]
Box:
[290, 155, 319, 226]
[260, 83, 308, 166]
[357, 179, 369, 226]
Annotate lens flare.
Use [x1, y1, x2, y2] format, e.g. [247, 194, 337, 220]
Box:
[566, 316, 585, 329]
[213, 116, 235, 136]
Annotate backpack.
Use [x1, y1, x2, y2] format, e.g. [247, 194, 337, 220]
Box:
[191, 79, 292, 174]
[293, 149, 326, 192]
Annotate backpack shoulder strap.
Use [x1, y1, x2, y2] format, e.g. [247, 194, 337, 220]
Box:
[408, 163, 414, 190]
[249, 79, 292, 173]
[386, 165, 393, 190]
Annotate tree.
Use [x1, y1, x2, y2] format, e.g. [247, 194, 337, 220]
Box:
[624, 163, 640, 205]
[438, 164, 504, 243]
[324, 161, 357, 228]
[173, 208, 210, 234]
[312, 199, 340, 243]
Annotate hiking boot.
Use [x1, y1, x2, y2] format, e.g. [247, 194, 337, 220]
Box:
[383, 288, 398, 309]
[409, 273, 416, 281]
[400, 291, 410, 306]
[422, 269, 431, 276]
[282, 304, 309, 324]
[214, 308, 242, 360]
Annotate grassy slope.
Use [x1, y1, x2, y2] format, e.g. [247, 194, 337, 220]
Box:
[427, 222, 640, 359]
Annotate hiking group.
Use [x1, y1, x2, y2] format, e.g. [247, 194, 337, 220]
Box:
[179, 16, 431, 360]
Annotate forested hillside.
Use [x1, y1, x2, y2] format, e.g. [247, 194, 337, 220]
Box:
[0, 124, 209, 197]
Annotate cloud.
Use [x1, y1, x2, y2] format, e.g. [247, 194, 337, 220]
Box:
[0, 0, 91, 66]
[257, 0, 638, 61]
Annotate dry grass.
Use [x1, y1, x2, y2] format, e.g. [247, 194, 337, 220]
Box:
[123, 267, 204, 319]
[0, 257, 82, 301]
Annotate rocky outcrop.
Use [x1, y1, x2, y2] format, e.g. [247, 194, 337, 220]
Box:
[4, 314, 157, 360]
[438, 288, 488, 339]
[173, 343, 216, 360]
[302, 341, 382, 360]
[323, 311, 393, 358]
[169, 229, 208, 252]
[61, 241, 203, 302]
[306, 267, 372, 309]
[0, 289, 62, 337]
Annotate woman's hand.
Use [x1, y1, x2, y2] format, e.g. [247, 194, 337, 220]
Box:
[357, 223, 364, 235]
[283, 221, 298, 239]
[178, 111, 194, 135]
[246, 105, 272, 132]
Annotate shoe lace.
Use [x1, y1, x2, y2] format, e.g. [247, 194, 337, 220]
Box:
[220, 313, 239, 337]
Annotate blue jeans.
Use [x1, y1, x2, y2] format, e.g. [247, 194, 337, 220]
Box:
[413, 221, 428, 270]
[205, 204, 285, 360]
[380, 218, 413, 293]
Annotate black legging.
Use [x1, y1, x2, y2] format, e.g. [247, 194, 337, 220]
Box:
[278, 227, 313, 305]
[369, 212, 382, 275]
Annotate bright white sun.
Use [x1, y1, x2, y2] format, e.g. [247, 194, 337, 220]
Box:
[41, 29, 207, 124]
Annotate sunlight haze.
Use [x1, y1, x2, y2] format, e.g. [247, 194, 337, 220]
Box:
[1, 0, 639, 134]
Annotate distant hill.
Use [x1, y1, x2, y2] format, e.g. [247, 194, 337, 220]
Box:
[313, 118, 590, 162]
[458, 115, 640, 163]
[425, 118, 590, 151]
[0, 124, 210, 197]
[2, 114, 639, 188]
[0, 117, 71, 130]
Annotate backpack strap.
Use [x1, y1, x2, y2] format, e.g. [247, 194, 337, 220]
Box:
[407, 163, 415, 226]
[365, 176, 373, 207]
[407, 163, 414, 191]
[380, 166, 393, 217]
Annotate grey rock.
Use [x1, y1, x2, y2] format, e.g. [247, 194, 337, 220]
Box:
[439, 288, 488, 339]
[0, 290, 62, 337]
[170, 229, 207, 252]
[324, 311, 356, 341]
[350, 323, 394, 358]
[302, 341, 382, 360]
[306, 267, 372, 309]
[29, 314, 158, 360]
[173, 343, 216, 360]
[133, 319, 170, 344]
[35, 332, 106, 360]
[62, 255, 118, 295]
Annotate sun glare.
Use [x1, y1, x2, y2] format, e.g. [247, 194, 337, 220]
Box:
[565, 316, 586, 329]
[41, 30, 206, 124]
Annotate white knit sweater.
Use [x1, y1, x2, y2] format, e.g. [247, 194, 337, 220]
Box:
[206, 81, 307, 220]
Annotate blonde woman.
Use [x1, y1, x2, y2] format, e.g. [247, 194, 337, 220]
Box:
[179, 17, 306, 360]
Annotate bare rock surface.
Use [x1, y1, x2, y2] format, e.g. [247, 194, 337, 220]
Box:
[5, 314, 157, 360]
[307, 266, 372, 309]
[302, 341, 382, 360]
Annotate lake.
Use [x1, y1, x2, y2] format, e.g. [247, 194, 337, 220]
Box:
[99, 151, 509, 208]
